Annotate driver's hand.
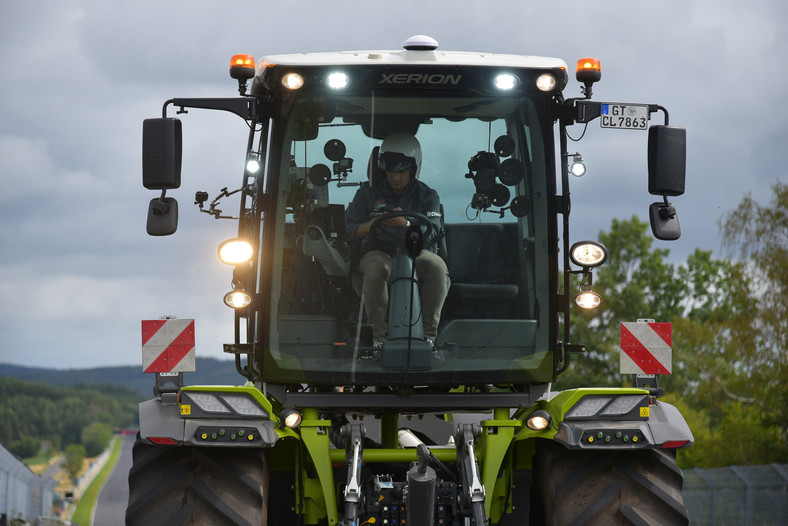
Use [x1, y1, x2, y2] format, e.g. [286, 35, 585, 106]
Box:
[381, 207, 409, 228]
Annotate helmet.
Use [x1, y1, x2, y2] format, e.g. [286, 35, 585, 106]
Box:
[377, 132, 422, 178]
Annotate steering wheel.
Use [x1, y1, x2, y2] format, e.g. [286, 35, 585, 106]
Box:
[367, 210, 437, 249]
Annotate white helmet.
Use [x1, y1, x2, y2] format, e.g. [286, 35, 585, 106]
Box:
[377, 132, 422, 178]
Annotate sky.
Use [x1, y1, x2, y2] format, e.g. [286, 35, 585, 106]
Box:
[1, 0, 785, 369]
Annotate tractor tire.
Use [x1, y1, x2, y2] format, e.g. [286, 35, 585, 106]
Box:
[126, 436, 268, 526]
[534, 440, 689, 526]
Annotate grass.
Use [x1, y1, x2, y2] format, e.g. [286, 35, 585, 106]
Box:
[71, 437, 123, 526]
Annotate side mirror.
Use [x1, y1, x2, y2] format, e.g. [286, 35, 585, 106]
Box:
[143, 118, 182, 190]
[146, 197, 178, 236]
[649, 201, 680, 241]
[647, 125, 686, 240]
[647, 125, 686, 196]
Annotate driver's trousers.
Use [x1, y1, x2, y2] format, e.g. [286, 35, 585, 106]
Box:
[358, 250, 449, 341]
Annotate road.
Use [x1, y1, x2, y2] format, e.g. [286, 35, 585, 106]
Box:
[92, 433, 135, 526]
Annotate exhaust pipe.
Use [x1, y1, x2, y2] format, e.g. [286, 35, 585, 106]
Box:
[407, 444, 436, 526]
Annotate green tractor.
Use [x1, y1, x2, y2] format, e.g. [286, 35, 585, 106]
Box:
[128, 35, 692, 525]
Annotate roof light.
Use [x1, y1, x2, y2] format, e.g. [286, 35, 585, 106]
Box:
[325, 72, 350, 89]
[218, 238, 254, 265]
[535, 73, 557, 92]
[493, 73, 519, 90]
[576, 57, 601, 83]
[282, 72, 304, 90]
[570, 241, 607, 268]
[229, 54, 255, 80]
[224, 288, 252, 309]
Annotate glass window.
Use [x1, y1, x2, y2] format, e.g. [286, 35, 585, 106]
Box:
[263, 90, 553, 386]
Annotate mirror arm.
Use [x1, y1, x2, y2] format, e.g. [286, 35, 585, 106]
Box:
[654, 105, 670, 125]
[151, 189, 170, 214]
[659, 195, 677, 219]
[161, 97, 257, 121]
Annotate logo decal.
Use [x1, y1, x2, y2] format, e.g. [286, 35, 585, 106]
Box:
[380, 73, 462, 86]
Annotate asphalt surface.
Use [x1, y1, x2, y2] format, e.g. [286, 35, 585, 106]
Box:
[92, 433, 135, 526]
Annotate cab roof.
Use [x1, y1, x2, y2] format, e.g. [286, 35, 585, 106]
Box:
[255, 35, 568, 73]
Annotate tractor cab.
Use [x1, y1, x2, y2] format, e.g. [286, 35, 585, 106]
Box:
[259, 64, 559, 389]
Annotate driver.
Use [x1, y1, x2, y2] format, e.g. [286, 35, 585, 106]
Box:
[345, 132, 448, 345]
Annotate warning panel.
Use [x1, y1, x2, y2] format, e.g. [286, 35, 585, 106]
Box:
[141, 318, 196, 373]
[620, 321, 671, 375]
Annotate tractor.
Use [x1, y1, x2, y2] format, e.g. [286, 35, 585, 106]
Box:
[129, 35, 692, 525]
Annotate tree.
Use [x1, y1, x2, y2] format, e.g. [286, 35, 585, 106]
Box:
[716, 181, 788, 456]
[64, 444, 86, 485]
[562, 209, 788, 467]
[82, 422, 112, 457]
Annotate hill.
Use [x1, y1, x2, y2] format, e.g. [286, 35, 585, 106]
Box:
[0, 357, 243, 397]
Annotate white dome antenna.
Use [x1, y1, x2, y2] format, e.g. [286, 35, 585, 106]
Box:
[403, 35, 439, 51]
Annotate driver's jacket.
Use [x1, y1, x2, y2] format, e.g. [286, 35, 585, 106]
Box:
[345, 179, 443, 256]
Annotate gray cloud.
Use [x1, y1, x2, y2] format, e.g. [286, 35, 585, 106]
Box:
[1, 0, 785, 368]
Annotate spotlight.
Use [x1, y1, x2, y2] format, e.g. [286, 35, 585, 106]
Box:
[246, 152, 261, 174]
[218, 238, 254, 265]
[535, 73, 557, 92]
[493, 73, 519, 90]
[282, 72, 304, 90]
[570, 241, 607, 268]
[575, 287, 602, 309]
[569, 153, 586, 177]
[325, 72, 350, 89]
[224, 288, 252, 309]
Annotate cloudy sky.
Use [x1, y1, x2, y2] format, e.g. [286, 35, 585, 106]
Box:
[1, 0, 784, 369]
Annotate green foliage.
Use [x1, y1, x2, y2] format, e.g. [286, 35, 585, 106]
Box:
[563, 184, 788, 467]
[8, 436, 40, 458]
[0, 378, 141, 458]
[64, 443, 86, 484]
[82, 422, 113, 457]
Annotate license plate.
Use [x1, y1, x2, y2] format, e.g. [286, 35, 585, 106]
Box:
[600, 104, 649, 129]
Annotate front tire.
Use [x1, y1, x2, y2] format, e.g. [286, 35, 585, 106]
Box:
[126, 437, 268, 526]
[534, 440, 689, 525]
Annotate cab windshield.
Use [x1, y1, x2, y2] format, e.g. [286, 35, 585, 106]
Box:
[262, 89, 555, 386]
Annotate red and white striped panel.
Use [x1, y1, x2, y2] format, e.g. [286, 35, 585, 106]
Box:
[620, 321, 672, 375]
[141, 319, 196, 373]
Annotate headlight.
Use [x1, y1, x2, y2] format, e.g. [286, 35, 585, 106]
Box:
[218, 239, 254, 265]
[281, 408, 303, 428]
[566, 396, 612, 419]
[222, 395, 267, 417]
[526, 409, 552, 430]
